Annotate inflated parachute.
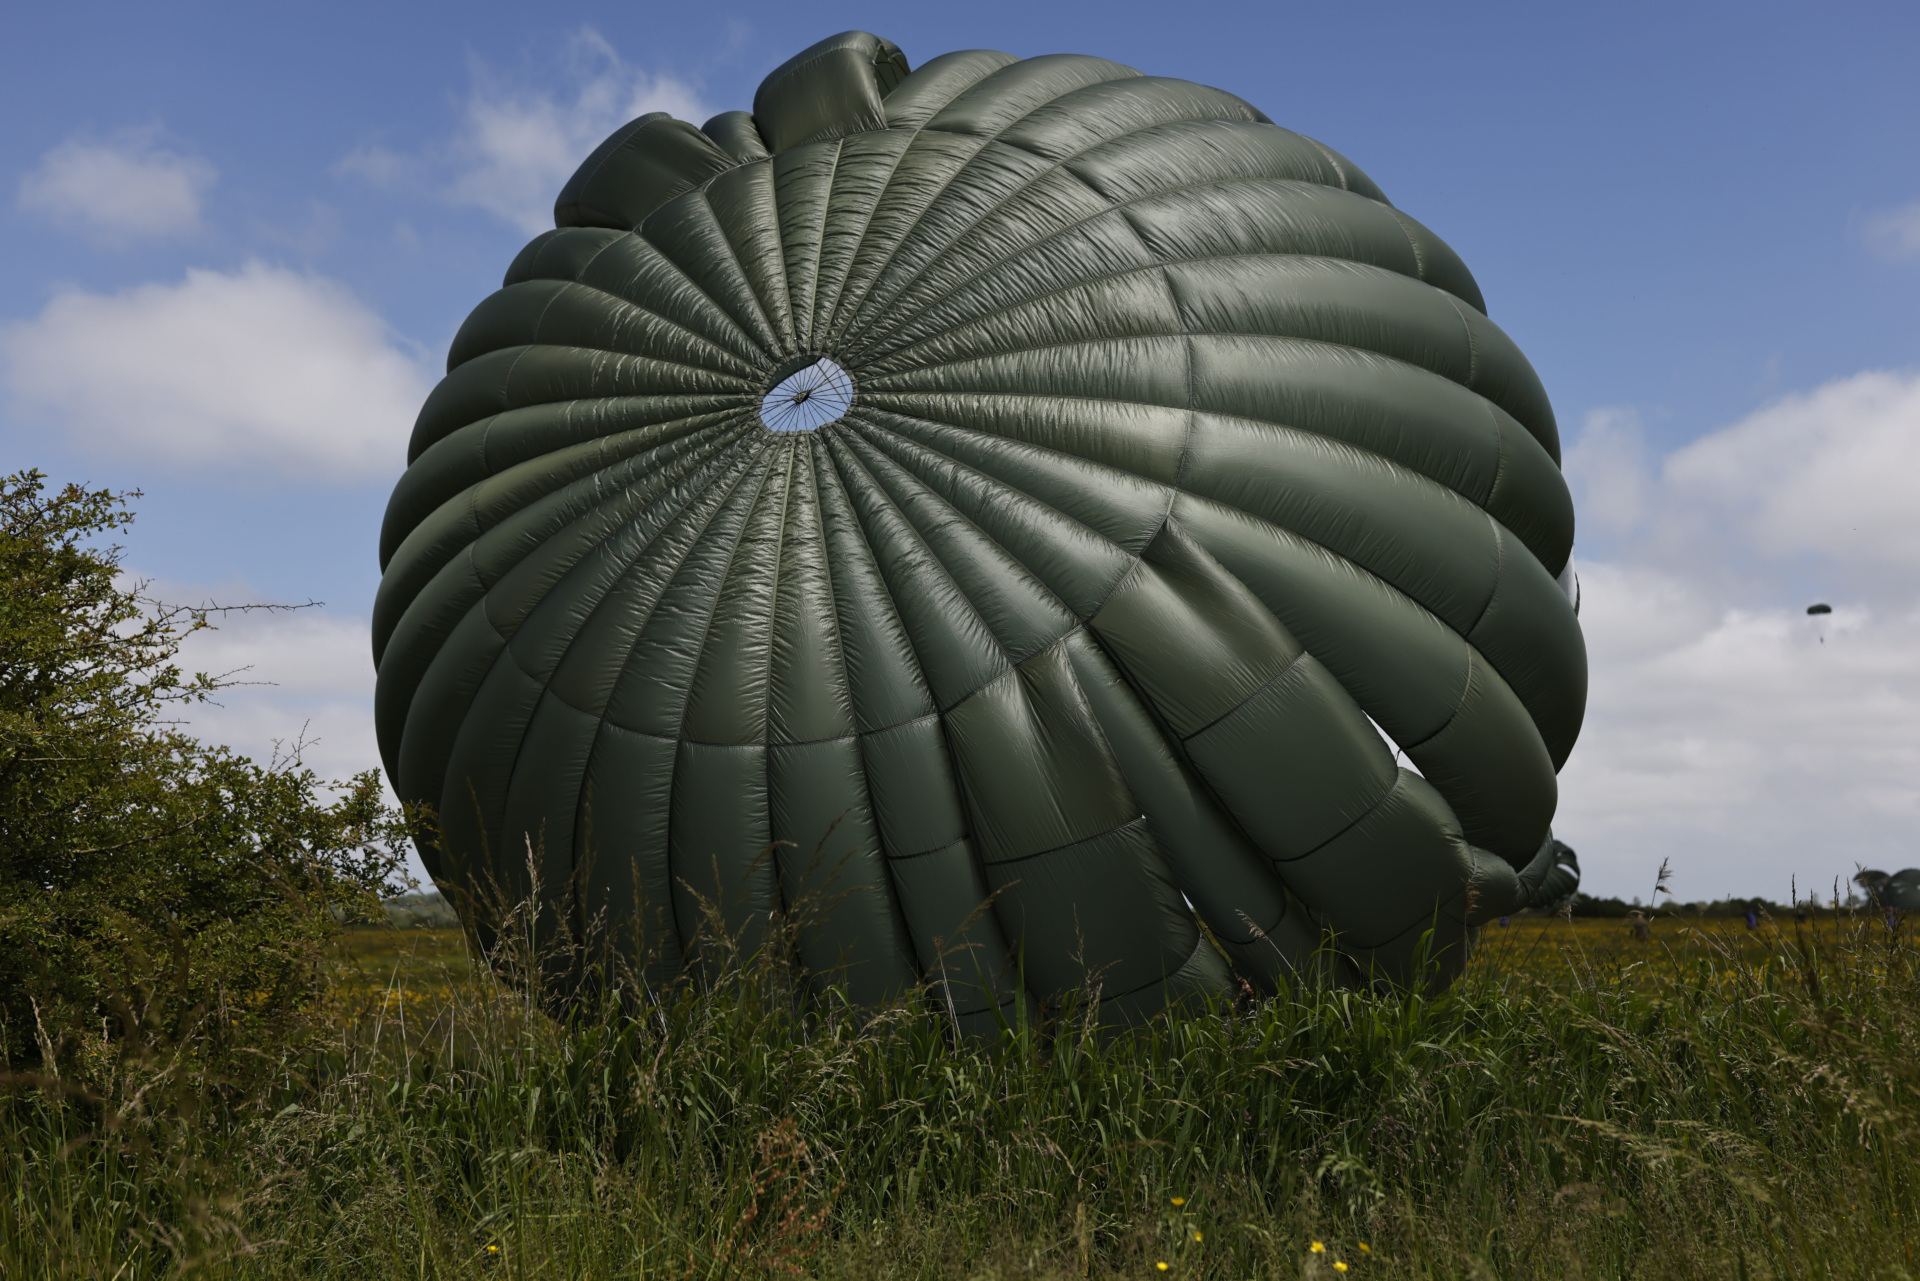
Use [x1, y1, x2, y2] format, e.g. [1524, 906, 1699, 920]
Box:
[374, 32, 1587, 1027]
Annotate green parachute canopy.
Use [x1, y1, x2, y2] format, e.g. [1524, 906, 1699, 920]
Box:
[374, 32, 1587, 1025]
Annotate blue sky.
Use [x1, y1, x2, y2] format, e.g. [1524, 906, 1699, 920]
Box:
[4, 0, 1917, 900]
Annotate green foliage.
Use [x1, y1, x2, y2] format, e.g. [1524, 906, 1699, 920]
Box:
[0, 470, 410, 1080]
[3, 906, 1916, 1278]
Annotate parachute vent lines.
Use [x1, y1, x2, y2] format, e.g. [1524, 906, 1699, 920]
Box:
[761, 357, 853, 432]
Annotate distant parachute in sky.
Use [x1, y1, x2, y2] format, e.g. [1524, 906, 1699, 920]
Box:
[373, 30, 1589, 1023]
[1807, 603, 1832, 615]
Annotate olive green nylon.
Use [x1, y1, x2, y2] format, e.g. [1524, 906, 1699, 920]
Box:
[374, 31, 1587, 1023]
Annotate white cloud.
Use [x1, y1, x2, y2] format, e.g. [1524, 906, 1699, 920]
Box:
[1861, 202, 1920, 262]
[332, 142, 411, 189]
[1558, 370, 1920, 900]
[333, 31, 708, 235]
[170, 601, 379, 781]
[1, 262, 430, 480]
[1663, 371, 1920, 569]
[1562, 406, 1654, 541]
[447, 30, 708, 234]
[19, 128, 216, 242]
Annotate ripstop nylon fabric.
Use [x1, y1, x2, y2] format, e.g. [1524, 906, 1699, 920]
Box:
[373, 31, 1587, 1026]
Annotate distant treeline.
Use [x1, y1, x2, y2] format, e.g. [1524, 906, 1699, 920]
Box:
[1558, 894, 1868, 919]
[380, 889, 1883, 929]
[383, 892, 460, 929]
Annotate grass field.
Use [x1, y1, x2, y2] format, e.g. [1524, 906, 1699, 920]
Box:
[6, 907, 1916, 1279]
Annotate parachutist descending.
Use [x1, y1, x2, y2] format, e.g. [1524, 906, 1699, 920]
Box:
[374, 30, 1588, 1022]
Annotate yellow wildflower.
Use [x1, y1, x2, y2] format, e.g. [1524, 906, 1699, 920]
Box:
[1310, 1241, 1327, 1254]
[1192, 1231, 1203, 1242]
[1334, 1263, 1349, 1273]
[486, 1245, 500, 1255]
[1358, 1243, 1371, 1254]
[1155, 1264, 1169, 1273]
[1170, 1196, 1186, 1206]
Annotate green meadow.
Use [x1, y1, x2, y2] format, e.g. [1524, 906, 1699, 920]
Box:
[5, 908, 1915, 1280]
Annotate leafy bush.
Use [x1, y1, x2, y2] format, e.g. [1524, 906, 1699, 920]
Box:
[0, 471, 409, 1082]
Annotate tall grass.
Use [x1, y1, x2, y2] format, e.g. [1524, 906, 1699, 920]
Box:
[4, 903, 1916, 1279]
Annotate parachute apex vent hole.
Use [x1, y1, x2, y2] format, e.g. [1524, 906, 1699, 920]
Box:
[761, 357, 853, 432]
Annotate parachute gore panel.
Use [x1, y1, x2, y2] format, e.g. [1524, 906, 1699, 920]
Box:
[374, 30, 1588, 1026]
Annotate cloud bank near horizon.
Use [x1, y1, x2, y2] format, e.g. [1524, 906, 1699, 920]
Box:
[1560, 369, 1920, 900]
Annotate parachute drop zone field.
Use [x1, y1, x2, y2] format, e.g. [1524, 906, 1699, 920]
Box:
[373, 31, 1588, 1027]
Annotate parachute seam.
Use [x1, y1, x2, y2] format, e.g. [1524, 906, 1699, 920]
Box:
[861, 253, 1477, 386]
[1463, 517, 1506, 639]
[841, 142, 1119, 349]
[378, 424, 756, 707]
[866, 329, 1472, 398]
[668, 189, 786, 358]
[884, 835, 963, 863]
[770, 152, 829, 345]
[853, 403, 1174, 548]
[1174, 649, 1306, 745]
[1444, 293, 1481, 388]
[522, 253, 775, 376]
[836, 123, 1378, 348]
[669, 446, 783, 739]
[983, 814, 1149, 868]
[394, 406, 754, 561]
[865, 337, 1545, 570]
[1163, 244, 1200, 494]
[519, 282, 571, 360]
[694, 183, 796, 356]
[1389, 208, 1428, 282]
[834, 425, 1080, 665]
[1174, 331, 1197, 490]
[1297, 134, 1368, 200]
[1483, 401, 1510, 510]
[571, 439, 778, 738]
[429, 347, 759, 446]
[805, 433, 944, 731]
[1172, 486, 1556, 757]
[485, 433, 769, 727]
[1395, 650, 1479, 758]
[881, 51, 1019, 130]
[556, 446, 775, 962]
[827, 105, 1226, 344]
[817, 432, 1017, 712]
[565, 449, 782, 952]
[851, 177, 1431, 349]
[1272, 771, 1403, 868]
[589, 229, 769, 363]
[842, 404, 1170, 630]
[1085, 930, 1211, 1005]
[983, 81, 1262, 163]
[745, 165, 798, 349]
[804, 139, 846, 349]
[463, 409, 749, 550]
[862, 384, 1500, 563]
[803, 438, 867, 750]
[842, 413, 1138, 616]
[582, 711, 956, 753]
[813, 134, 921, 346]
[758, 440, 800, 786]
